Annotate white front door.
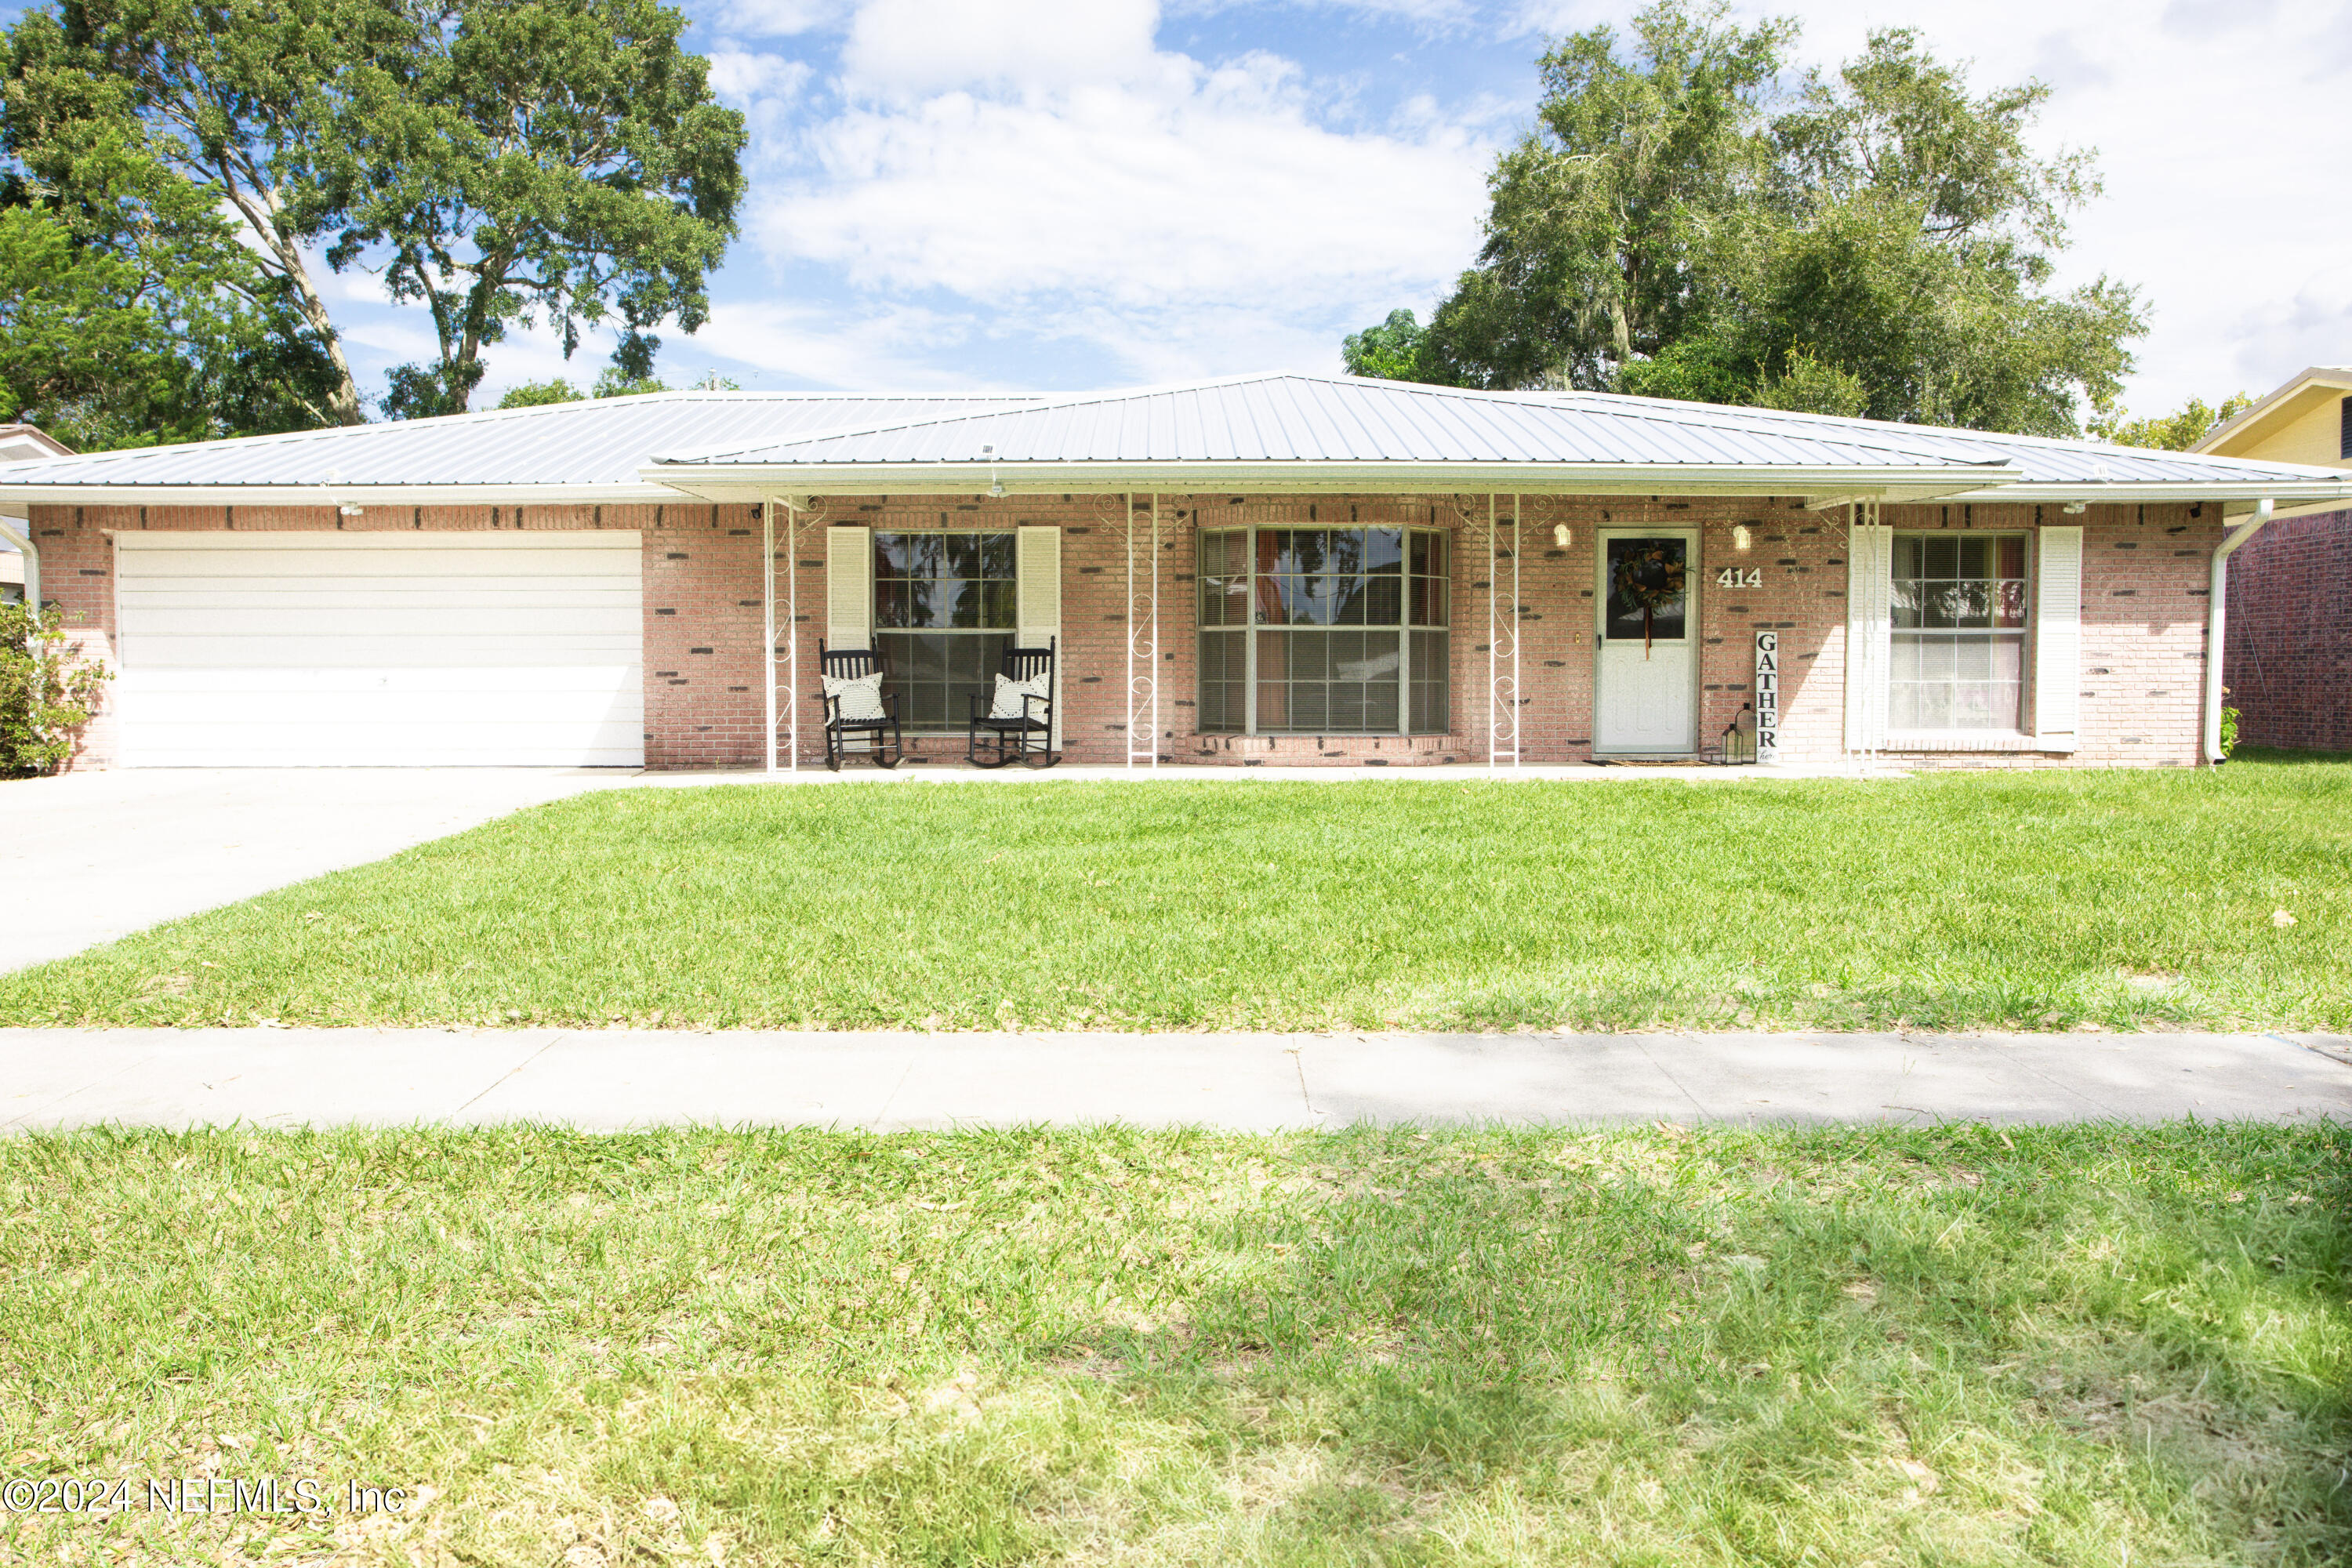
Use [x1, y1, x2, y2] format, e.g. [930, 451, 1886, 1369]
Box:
[1594, 530, 1697, 755]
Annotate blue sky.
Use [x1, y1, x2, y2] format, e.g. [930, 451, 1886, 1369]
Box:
[12, 0, 2352, 418]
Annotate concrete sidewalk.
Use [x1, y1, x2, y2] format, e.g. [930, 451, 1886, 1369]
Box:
[3, 1028, 2346, 1133]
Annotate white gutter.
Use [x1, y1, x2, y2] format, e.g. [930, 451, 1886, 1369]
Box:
[0, 482, 685, 507]
[1944, 480, 2352, 506]
[0, 512, 36, 608]
[2205, 498, 2273, 764]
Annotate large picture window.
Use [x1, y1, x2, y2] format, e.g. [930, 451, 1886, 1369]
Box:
[873, 530, 1014, 730]
[1890, 533, 2028, 730]
[1197, 526, 1449, 735]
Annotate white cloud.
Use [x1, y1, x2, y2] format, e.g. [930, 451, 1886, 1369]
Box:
[1171, 0, 1483, 26]
[743, 7, 1491, 382]
[841, 0, 1162, 96]
[688, 299, 1000, 389]
[2220, 265, 2352, 388]
[717, 0, 853, 36]
[707, 49, 815, 103]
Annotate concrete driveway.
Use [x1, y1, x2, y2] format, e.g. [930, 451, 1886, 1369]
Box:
[0, 768, 639, 973]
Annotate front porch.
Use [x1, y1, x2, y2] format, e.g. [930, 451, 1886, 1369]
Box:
[748, 490, 1825, 775]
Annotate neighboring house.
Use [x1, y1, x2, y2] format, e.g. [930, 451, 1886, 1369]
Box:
[0, 373, 2345, 772]
[0, 423, 75, 606]
[2192, 365, 2352, 753]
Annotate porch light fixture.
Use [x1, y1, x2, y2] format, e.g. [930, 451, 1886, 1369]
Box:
[1733, 524, 1752, 550]
[1552, 524, 1570, 548]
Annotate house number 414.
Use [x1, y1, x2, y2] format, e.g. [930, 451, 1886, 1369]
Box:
[1715, 567, 1762, 588]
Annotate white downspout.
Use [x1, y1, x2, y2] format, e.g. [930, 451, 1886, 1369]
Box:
[2204, 497, 2272, 764]
[0, 513, 37, 608]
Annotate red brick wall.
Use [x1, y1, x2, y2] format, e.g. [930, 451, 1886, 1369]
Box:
[1857, 499, 2219, 770]
[2223, 508, 2352, 754]
[28, 492, 2221, 771]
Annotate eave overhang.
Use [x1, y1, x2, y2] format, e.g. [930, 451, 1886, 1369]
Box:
[1940, 478, 2352, 506]
[0, 482, 682, 508]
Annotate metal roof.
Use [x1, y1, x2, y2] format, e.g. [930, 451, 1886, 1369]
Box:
[0, 392, 1033, 503]
[644, 375, 2352, 505]
[2, 373, 2347, 510]
[1584, 392, 2349, 493]
[659, 374, 1984, 470]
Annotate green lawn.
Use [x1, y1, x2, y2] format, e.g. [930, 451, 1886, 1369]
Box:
[3, 761, 2349, 1032]
[2, 1123, 2343, 1566]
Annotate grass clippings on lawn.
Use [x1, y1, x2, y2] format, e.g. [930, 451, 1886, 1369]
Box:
[1, 1123, 2345, 1566]
[2, 763, 2348, 1033]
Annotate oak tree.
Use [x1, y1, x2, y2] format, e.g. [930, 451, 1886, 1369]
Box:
[1348, 2, 2145, 437]
[2, 0, 744, 433]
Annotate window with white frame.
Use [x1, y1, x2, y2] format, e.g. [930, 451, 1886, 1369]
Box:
[1197, 525, 1449, 735]
[1889, 533, 2029, 730]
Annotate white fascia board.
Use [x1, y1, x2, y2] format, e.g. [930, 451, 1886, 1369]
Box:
[1940, 479, 2352, 505]
[639, 461, 2017, 502]
[0, 482, 681, 507]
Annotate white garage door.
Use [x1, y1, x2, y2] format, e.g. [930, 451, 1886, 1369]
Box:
[114, 532, 644, 767]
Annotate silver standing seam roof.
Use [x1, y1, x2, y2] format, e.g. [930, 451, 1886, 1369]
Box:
[2, 373, 2347, 509]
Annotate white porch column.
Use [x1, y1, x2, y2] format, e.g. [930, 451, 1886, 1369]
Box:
[762, 499, 777, 775]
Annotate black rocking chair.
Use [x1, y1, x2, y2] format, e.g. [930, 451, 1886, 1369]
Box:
[967, 637, 1058, 769]
[817, 641, 902, 771]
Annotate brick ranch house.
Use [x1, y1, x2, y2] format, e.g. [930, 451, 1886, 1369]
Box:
[3, 374, 2347, 772]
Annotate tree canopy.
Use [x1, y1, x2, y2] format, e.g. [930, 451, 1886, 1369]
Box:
[1345, 1, 2144, 437]
[492, 367, 730, 408]
[2090, 394, 2253, 452]
[0, 9, 343, 447]
[0, 0, 745, 445]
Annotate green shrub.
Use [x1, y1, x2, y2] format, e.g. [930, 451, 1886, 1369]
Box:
[0, 602, 110, 776]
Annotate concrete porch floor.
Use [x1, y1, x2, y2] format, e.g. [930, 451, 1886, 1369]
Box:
[636, 757, 1909, 785]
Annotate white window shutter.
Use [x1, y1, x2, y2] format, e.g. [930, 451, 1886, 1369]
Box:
[1017, 524, 1062, 748]
[826, 526, 871, 649]
[2034, 524, 2082, 749]
[1844, 519, 1891, 751]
